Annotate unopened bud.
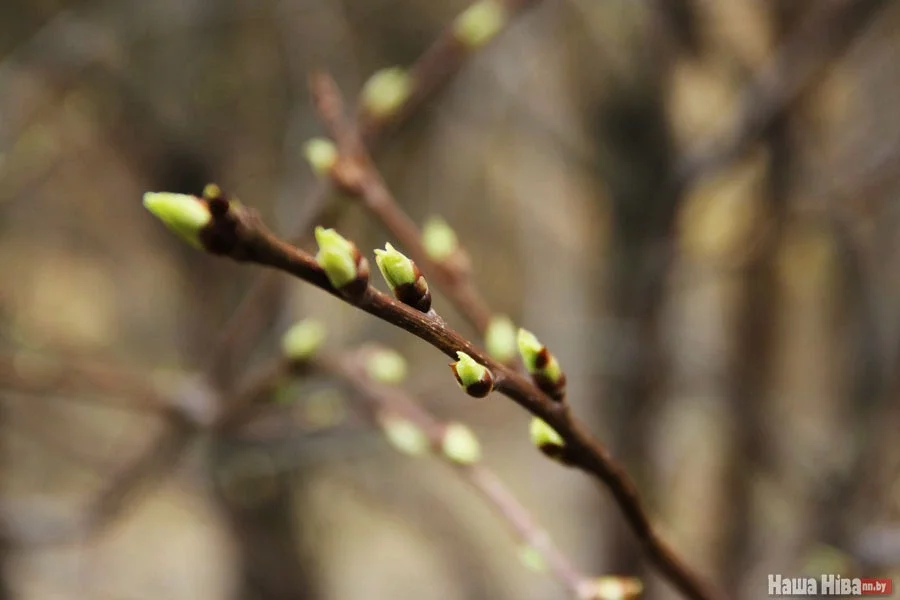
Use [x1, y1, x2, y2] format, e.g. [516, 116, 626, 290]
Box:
[374, 242, 431, 312]
[529, 417, 566, 461]
[143, 192, 212, 249]
[365, 348, 408, 384]
[380, 414, 430, 457]
[441, 422, 482, 464]
[303, 137, 338, 177]
[422, 216, 459, 262]
[517, 328, 566, 401]
[485, 316, 517, 363]
[517, 545, 547, 574]
[453, 0, 507, 49]
[280, 320, 327, 362]
[361, 67, 412, 119]
[314, 226, 369, 295]
[450, 351, 494, 398]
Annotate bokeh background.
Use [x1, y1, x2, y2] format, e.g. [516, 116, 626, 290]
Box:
[1, 0, 899, 599]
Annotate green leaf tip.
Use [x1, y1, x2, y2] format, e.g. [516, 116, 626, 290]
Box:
[529, 417, 564, 451]
[374, 242, 416, 287]
[422, 216, 458, 262]
[451, 351, 493, 398]
[365, 348, 408, 384]
[441, 422, 481, 464]
[315, 227, 363, 289]
[453, 0, 507, 49]
[380, 414, 430, 457]
[280, 319, 327, 361]
[485, 316, 517, 362]
[362, 67, 412, 119]
[143, 192, 211, 248]
[303, 137, 338, 177]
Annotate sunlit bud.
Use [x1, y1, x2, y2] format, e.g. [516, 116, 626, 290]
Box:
[374, 242, 431, 312]
[422, 216, 459, 262]
[453, 0, 507, 49]
[379, 414, 430, 457]
[450, 351, 494, 398]
[441, 422, 481, 464]
[365, 347, 408, 384]
[280, 320, 327, 362]
[314, 226, 369, 294]
[485, 316, 517, 363]
[517, 328, 566, 401]
[361, 67, 412, 119]
[303, 137, 338, 177]
[143, 192, 211, 249]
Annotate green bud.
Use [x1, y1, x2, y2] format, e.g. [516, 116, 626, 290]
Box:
[374, 242, 431, 311]
[143, 192, 211, 249]
[517, 328, 566, 401]
[361, 67, 412, 119]
[441, 422, 481, 464]
[380, 414, 430, 457]
[453, 0, 507, 49]
[577, 576, 643, 600]
[280, 319, 327, 362]
[529, 417, 564, 451]
[315, 227, 364, 289]
[517, 545, 547, 574]
[422, 216, 458, 262]
[365, 348, 408, 384]
[374, 242, 416, 287]
[485, 316, 517, 363]
[303, 137, 338, 177]
[202, 183, 223, 200]
[450, 351, 493, 398]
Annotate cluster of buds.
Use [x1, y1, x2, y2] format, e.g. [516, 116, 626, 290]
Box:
[314, 227, 370, 298]
[517, 328, 567, 401]
[374, 243, 431, 312]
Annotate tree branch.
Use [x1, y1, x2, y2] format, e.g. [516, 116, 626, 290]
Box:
[164, 191, 720, 600]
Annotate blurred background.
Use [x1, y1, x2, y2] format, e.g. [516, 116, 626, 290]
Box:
[1, 0, 899, 598]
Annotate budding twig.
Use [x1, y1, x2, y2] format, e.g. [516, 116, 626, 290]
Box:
[310, 72, 495, 336]
[315, 349, 594, 598]
[209, 0, 546, 383]
[142, 193, 721, 600]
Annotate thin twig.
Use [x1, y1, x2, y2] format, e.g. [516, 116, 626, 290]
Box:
[186, 196, 721, 600]
[318, 349, 589, 597]
[311, 72, 494, 335]
[0, 352, 173, 415]
[207, 0, 546, 382]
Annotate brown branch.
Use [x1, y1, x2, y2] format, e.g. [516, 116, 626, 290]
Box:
[316, 349, 592, 597]
[207, 0, 546, 382]
[0, 352, 173, 415]
[311, 73, 494, 336]
[183, 195, 721, 600]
